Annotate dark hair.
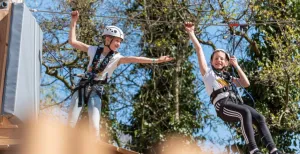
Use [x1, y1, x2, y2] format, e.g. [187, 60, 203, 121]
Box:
[210, 49, 230, 62]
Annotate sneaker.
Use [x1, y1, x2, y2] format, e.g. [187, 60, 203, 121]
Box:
[271, 150, 283, 154]
[253, 151, 263, 154]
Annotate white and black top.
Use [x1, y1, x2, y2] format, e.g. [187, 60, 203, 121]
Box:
[202, 68, 230, 105]
[87, 46, 123, 80]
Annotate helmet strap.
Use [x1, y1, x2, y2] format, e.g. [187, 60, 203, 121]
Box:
[104, 36, 115, 52]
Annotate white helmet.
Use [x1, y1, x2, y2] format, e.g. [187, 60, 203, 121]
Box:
[102, 26, 124, 40]
[213, 48, 230, 61]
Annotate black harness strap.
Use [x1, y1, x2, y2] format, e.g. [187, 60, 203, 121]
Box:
[73, 79, 107, 107]
[210, 87, 228, 103]
[73, 46, 114, 107]
[210, 70, 243, 104]
[90, 46, 114, 74]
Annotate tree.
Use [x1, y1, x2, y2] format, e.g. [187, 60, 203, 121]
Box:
[242, 0, 300, 153]
[123, 1, 214, 153]
[123, 0, 300, 153]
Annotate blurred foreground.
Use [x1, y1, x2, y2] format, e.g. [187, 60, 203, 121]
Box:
[0, 116, 225, 154]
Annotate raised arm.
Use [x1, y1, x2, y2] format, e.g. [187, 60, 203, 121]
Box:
[185, 22, 208, 76]
[118, 55, 174, 65]
[69, 11, 89, 52]
[230, 56, 250, 87]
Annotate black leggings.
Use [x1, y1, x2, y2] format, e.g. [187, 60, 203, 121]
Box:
[214, 98, 276, 151]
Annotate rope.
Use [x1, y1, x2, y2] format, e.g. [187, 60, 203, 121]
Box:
[229, 26, 256, 107]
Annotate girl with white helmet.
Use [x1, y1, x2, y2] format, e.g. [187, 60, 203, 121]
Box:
[68, 10, 174, 140]
[184, 22, 283, 154]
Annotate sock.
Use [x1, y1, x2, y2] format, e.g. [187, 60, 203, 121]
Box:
[250, 148, 259, 154]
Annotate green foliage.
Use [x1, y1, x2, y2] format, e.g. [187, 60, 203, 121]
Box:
[242, 0, 300, 153]
[124, 1, 206, 153]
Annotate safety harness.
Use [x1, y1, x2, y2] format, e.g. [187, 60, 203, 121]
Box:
[210, 69, 244, 105]
[73, 46, 114, 107]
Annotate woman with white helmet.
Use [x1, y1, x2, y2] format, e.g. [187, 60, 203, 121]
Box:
[68, 11, 173, 140]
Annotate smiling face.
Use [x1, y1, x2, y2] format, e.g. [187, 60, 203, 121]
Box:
[105, 36, 122, 51]
[210, 51, 229, 70]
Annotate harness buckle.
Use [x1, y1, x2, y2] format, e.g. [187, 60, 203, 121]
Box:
[87, 85, 92, 93]
[99, 86, 104, 95]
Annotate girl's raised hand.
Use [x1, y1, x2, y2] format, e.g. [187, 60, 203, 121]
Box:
[71, 11, 79, 21]
[184, 22, 195, 34]
[229, 56, 239, 68]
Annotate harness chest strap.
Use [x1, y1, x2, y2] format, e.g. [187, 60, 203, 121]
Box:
[210, 86, 243, 105]
[210, 87, 228, 103]
[91, 46, 114, 74]
[73, 46, 114, 107]
[73, 79, 106, 107]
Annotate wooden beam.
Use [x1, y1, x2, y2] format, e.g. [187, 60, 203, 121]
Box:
[0, 3, 12, 114]
[0, 116, 18, 129]
[0, 138, 20, 149]
[0, 10, 8, 21]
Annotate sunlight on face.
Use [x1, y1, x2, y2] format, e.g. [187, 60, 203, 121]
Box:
[105, 36, 122, 51]
[211, 51, 229, 70]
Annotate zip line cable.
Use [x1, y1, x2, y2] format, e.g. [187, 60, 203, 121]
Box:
[30, 9, 217, 25]
[29, 9, 300, 26]
[136, 3, 212, 10]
